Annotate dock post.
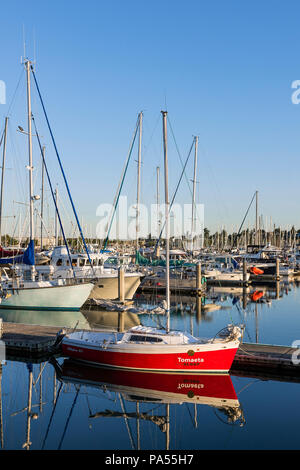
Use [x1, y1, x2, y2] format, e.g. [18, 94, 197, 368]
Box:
[276, 258, 280, 281]
[196, 262, 202, 295]
[118, 266, 125, 303]
[0, 319, 2, 339]
[118, 312, 125, 332]
[243, 259, 248, 286]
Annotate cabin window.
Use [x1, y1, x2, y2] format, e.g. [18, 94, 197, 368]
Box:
[72, 259, 77, 266]
[56, 259, 63, 266]
[129, 335, 163, 343]
[79, 259, 85, 267]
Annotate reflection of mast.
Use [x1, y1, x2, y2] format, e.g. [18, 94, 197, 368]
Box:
[22, 364, 33, 450]
[0, 364, 3, 449]
[165, 404, 170, 450]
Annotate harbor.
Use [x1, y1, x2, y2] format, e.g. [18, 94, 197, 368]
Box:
[1, 277, 300, 450]
[2, 0, 300, 456]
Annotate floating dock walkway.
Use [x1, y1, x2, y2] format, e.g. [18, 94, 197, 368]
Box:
[0, 320, 299, 378]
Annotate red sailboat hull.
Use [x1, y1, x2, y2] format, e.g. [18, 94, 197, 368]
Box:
[61, 341, 239, 373]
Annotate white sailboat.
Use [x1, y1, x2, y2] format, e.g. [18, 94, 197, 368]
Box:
[0, 59, 94, 311]
[33, 246, 141, 300]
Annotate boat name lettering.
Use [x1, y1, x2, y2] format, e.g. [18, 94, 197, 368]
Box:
[67, 347, 83, 353]
[177, 357, 204, 363]
[177, 383, 204, 390]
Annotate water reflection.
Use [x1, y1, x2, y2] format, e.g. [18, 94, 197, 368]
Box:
[0, 357, 246, 450]
[1, 280, 300, 449]
[81, 307, 140, 331]
[0, 309, 90, 329]
[52, 359, 245, 450]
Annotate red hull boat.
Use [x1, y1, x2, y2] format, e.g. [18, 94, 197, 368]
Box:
[60, 324, 242, 374]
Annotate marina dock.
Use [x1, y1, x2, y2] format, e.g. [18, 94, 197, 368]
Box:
[1, 320, 299, 378]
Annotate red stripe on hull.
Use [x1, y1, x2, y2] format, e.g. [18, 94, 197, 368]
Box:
[61, 344, 238, 372]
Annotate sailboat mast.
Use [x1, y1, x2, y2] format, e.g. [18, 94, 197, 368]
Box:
[136, 112, 143, 250]
[55, 187, 58, 246]
[25, 59, 35, 243]
[156, 166, 161, 235]
[255, 190, 258, 245]
[191, 135, 198, 251]
[40, 145, 45, 250]
[0, 117, 8, 243]
[161, 111, 170, 330]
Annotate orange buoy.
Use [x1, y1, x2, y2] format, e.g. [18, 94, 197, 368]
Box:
[250, 266, 264, 275]
[251, 290, 264, 302]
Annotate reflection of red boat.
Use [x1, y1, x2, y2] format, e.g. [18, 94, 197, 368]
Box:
[58, 359, 240, 407]
[251, 291, 264, 302]
[250, 267, 264, 275]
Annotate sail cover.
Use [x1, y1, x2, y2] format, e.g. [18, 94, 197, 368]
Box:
[0, 240, 35, 265]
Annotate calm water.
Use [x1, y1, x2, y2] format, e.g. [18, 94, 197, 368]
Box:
[0, 280, 300, 450]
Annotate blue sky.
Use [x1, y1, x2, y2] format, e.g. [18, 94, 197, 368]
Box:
[1, 0, 300, 238]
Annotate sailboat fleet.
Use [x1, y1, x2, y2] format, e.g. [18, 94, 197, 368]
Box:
[0, 58, 255, 374]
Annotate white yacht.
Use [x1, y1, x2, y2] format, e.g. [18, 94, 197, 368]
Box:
[35, 246, 142, 300]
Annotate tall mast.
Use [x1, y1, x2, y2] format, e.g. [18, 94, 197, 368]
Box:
[40, 145, 45, 250]
[55, 187, 58, 246]
[156, 166, 160, 235]
[255, 190, 258, 245]
[136, 112, 142, 250]
[161, 111, 170, 331]
[25, 59, 35, 243]
[191, 135, 198, 251]
[0, 117, 8, 243]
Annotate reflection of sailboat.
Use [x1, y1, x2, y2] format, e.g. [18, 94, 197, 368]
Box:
[0, 309, 90, 329]
[80, 307, 140, 331]
[50, 359, 244, 449]
[57, 359, 241, 410]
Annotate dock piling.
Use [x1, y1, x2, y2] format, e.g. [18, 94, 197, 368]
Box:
[118, 266, 125, 303]
[196, 262, 202, 295]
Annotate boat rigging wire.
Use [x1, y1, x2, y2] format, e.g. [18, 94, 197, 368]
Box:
[31, 114, 76, 278]
[30, 65, 95, 276]
[102, 114, 140, 251]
